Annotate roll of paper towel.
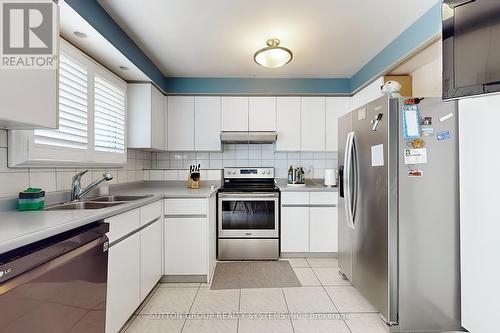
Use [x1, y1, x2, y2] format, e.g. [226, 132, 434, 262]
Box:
[324, 169, 337, 187]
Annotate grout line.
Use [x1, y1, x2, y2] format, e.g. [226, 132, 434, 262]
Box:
[180, 284, 201, 333]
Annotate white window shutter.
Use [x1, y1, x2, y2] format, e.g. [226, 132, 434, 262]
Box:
[34, 52, 88, 149]
[94, 75, 126, 153]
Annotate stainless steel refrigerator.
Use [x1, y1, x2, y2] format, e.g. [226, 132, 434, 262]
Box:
[338, 95, 461, 332]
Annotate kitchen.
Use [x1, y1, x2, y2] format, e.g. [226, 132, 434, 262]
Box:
[0, 1, 498, 333]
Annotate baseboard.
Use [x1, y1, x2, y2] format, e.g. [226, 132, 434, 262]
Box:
[161, 275, 208, 283]
[280, 252, 338, 258]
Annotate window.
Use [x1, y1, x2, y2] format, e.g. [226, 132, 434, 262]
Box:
[34, 52, 88, 150]
[9, 39, 127, 167]
[94, 75, 125, 153]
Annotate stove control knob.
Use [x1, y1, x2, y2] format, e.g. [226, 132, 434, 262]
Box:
[260, 170, 265, 174]
[266, 170, 271, 174]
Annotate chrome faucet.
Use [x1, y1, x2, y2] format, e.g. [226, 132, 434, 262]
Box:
[70, 170, 113, 201]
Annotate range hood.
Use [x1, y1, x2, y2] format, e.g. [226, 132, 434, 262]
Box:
[220, 131, 277, 144]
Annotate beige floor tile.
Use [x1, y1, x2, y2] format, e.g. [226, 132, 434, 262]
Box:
[292, 317, 351, 333]
[159, 283, 201, 288]
[283, 287, 337, 313]
[190, 287, 240, 314]
[307, 257, 339, 268]
[182, 318, 238, 333]
[124, 315, 184, 333]
[313, 267, 351, 286]
[343, 313, 390, 333]
[238, 318, 294, 333]
[325, 286, 377, 313]
[293, 267, 321, 286]
[139, 288, 198, 314]
[281, 258, 309, 268]
[240, 288, 288, 313]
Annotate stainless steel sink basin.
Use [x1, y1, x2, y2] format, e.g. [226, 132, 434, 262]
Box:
[86, 195, 153, 202]
[44, 201, 124, 211]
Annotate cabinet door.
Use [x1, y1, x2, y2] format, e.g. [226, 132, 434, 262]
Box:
[165, 218, 207, 275]
[326, 97, 351, 151]
[310, 207, 338, 252]
[221, 97, 248, 131]
[276, 97, 301, 151]
[140, 219, 163, 301]
[195, 96, 221, 151]
[167, 96, 195, 150]
[151, 85, 165, 150]
[281, 206, 309, 252]
[301, 97, 326, 151]
[106, 233, 141, 333]
[249, 97, 276, 131]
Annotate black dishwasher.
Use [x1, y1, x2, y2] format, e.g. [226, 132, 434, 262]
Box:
[0, 222, 109, 333]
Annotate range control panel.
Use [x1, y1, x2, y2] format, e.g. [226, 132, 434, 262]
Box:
[223, 168, 274, 179]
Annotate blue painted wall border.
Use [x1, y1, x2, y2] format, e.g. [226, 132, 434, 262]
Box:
[66, 0, 441, 95]
[350, 1, 442, 92]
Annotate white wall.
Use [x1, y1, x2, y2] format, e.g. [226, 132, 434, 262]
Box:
[411, 57, 442, 97]
[459, 94, 500, 333]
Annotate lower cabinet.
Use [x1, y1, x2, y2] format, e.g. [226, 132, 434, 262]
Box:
[105, 201, 163, 333]
[165, 217, 207, 275]
[281, 207, 309, 252]
[309, 207, 338, 252]
[280, 191, 338, 254]
[106, 233, 141, 333]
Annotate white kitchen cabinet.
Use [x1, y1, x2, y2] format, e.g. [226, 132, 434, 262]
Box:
[301, 97, 326, 151]
[249, 97, 276, 131]
[106, 232, 141, 333]
[128, 83, 165, 150]
[276, 97, 301, 151]
[351, 77, 384, 111]
[0, 3, 59, 130]
[310, 207, 338, 252]
[221, 96, 248, 131]
[281, 206, 310, 252]
[165, 217, 207, 275]
[195, 96, 221, 151]
[140, 218, 162, 301]
[326, 97, 351, 151]
[167, 96, 195, 150]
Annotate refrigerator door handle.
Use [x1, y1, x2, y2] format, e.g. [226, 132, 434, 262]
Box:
[351, 133, 359, 222]
[344, 132, 355, 229]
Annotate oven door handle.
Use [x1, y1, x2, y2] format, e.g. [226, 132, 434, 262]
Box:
[218, 193, 279, 199]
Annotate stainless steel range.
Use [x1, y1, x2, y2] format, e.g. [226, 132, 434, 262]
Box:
[217, 167, 280, 260]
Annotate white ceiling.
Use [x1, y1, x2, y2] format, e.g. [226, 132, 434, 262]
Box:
[60, 1, 149, 82]
[97, 0, 439, 78]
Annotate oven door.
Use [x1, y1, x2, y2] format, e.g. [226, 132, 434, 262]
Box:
[218, 192, 279, 238]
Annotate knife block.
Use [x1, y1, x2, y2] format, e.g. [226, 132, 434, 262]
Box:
[187, 172, 200, 189]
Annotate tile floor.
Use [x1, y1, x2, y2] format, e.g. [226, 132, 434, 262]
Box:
[120, 257, 464, 333]
[121, 257, 389, 333]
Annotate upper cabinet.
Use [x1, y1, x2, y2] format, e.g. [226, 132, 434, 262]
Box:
[167, 96, 195, 151]
[325, 97, 351, 151]
[249, 97, 276, 131]
[351, 76, 384, 111]
[0, 2, 59, 130]
[300, 97, 326, 151]
[221, 97, 248, 131]
[195, 96, 221, 151]
[128, 83, 165, 150]
[276, 97, 301, 151]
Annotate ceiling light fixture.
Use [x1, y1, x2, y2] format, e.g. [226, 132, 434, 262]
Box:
[119, 65, 129, 71]
[254, 38, 292, 68]
[73, 31, 87, 38]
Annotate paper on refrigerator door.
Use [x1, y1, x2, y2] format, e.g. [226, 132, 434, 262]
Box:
[404, 148, 427, 165]
[371, 144, 384, 166]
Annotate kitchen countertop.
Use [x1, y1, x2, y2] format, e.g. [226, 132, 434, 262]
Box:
[276, 179, 338, 192]
[0, 181, 219, 255]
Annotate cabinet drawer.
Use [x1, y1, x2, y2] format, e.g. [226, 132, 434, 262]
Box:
[281, 192, 309, 205]
[310, 192, 337, 205]
[106, 209, 140, 243]
[140, 200, 162, 225]
[164, 198, 207, 215]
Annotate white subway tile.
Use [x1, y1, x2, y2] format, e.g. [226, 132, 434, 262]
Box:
[127, 171, 136, 182]
[117, 170, 128, 184]
[261, 159, 274, 167]
[261, 150, 274, 159]
[143, 170, 150, 181]
[0, 172, 29, 198]
[149, 170, 164, 181]
[183, 152, 196, 160]
[178, 169, 189, 181]
[248, 160, 261, 167]
[209, 159, 223, 169]
[235, 150, 249, 160]
[210, 152, 223, 159]
[314, 152, 327, 159]
[164, 170, 178, 181]
[207, 170, 222, 181]
[196, 152, 210, 159]
[249, 149, 261, 159]
[0, 130, 7, 148]
[156, 160, 170, 168]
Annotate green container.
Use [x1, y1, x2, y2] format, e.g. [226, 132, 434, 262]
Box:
[18, 188, 45, 211]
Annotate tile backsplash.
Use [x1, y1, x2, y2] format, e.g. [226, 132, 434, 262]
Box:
[0, 129, 151, 198]
[150, 144, 338, 179]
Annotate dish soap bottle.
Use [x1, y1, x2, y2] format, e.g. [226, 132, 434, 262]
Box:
[288, 166, 293, 184]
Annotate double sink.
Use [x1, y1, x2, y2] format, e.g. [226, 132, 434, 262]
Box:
[44, 195, 153, 211]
